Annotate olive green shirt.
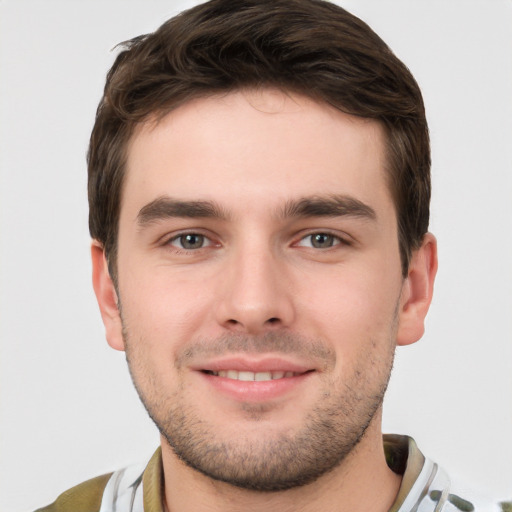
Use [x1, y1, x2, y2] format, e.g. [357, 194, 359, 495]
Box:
[36, 435, 510, 512]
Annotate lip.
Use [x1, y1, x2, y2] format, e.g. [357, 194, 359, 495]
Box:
[191, 356, 313, 374]
[192, 355, 316, 402]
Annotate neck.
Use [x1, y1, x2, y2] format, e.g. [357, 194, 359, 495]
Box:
[160, 413, 401, 512]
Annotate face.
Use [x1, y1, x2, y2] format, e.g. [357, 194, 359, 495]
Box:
[94, 89, 429, 491]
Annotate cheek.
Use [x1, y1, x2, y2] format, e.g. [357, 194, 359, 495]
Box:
[295, 265, 401, 347]
[119, 268, 213, 353]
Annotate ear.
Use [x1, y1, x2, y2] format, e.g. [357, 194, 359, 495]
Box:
[396, 233, 438, 346]
[91, 241, 125, 351]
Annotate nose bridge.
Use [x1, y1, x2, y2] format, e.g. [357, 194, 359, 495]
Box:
[216, 235, 293, 333]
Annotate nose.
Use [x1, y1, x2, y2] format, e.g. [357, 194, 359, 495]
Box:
[215, 242, 295, 334]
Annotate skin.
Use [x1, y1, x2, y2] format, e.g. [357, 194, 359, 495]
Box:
[92, 89, 437, 512]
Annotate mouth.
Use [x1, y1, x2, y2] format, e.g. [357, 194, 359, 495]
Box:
[192, 356, 317, 402]
[202, 370, 310, 381]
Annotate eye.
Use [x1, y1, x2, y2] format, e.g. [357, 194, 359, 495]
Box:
[297, 233, 342, 249]
[168, 233, 212, 250]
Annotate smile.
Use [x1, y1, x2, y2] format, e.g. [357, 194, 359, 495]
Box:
[198, 366, 315, 401]
[203, 370, 303, 381]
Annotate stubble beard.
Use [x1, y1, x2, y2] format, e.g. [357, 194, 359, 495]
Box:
[123, 328, 396, 492]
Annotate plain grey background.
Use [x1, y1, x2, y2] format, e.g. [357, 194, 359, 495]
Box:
[1, 1, 511, 510]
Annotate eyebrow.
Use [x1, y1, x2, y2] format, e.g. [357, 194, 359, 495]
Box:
[137, 196, 228, 226]
[279, 195, 376, 221]
[136, 193, 376, 227]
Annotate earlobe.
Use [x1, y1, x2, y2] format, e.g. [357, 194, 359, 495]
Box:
[91, 241, 125, 351]
[396, 233, 438, 346]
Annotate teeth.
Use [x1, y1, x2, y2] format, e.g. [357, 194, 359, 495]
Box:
[208, 370, 300, 381]
[255, 372, 272, 381]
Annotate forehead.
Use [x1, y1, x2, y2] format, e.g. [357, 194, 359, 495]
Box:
[123, 89, 392, 217]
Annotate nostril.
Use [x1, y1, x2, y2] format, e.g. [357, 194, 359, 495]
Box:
[223, 316, 283, 331]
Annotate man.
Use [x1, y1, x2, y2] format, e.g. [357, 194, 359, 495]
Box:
[35, 0, 509, 511]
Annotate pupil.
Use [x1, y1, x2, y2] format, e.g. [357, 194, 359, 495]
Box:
[313, 234, 332, 248]
[182, 234, 203, 249]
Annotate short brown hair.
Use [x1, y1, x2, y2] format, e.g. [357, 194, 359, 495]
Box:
[88, 0, 430, 280]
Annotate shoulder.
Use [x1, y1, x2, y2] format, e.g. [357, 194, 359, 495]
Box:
[443, 481, 512, 512]
[33, 449, 160, 512]
[34, 472, 112, 512]
[420, 462, 510, 512]
[384, 435, 510, 512]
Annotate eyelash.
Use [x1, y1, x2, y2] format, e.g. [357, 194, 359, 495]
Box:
[163, 230, 350, 252]
[166, 232, 215, 251]
[295, 231, 350, 249]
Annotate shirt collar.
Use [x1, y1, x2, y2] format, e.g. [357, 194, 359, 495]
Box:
[384, 434, 426, 512]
